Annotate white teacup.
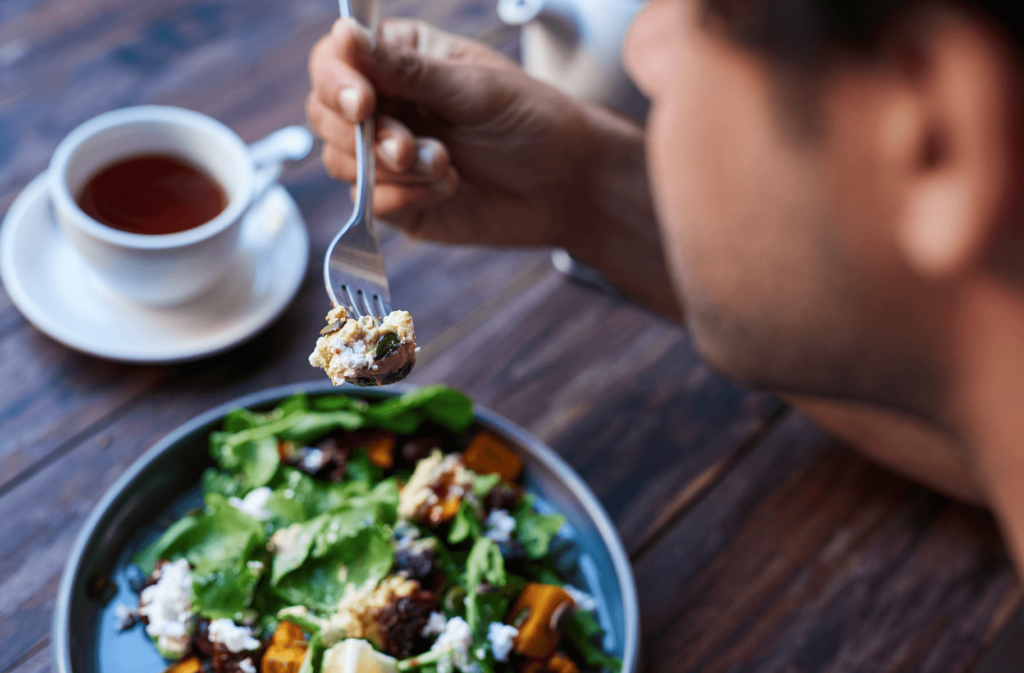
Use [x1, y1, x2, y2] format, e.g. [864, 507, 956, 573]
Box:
[48, 106, 312, 306]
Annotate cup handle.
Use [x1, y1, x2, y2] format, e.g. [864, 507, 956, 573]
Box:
[248, 125, 315, 204]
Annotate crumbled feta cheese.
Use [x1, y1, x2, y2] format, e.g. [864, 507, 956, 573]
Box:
[302, 447, 325, 472]
[139, 559, 193, 644]
[483, 509, 516, 544]
[487, 622, 519, 662]
[208, 618, 261, 653]
[309, 307, 417, 386]
[322, 638, 399, 673]
[247, 560, 264, 573]
[114, 603, 138, 630]
[563, 584, 598, 612]
[229, 486, 273, 521]
[431, 616, 474, 672]
[239, 658, 257, 673]
[421, 611, 447, 637]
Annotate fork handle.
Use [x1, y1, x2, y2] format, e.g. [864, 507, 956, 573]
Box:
[340, 0, 378, 230]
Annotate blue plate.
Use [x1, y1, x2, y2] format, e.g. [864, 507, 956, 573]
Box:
[54, 381, 639, 673]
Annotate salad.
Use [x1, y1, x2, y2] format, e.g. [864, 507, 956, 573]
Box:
[117, 386, 622, 673]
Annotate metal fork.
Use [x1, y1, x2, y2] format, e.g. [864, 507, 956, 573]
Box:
[324, 0, 391, 321]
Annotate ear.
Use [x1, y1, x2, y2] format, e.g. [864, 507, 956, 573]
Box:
[889, 7, 1020, 278]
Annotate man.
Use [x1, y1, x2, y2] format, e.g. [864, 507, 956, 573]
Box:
[307, 0, 1024, 573]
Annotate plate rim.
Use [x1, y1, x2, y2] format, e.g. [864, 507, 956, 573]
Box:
[52, 380, 640, 673]
[0, 173, 309, 364]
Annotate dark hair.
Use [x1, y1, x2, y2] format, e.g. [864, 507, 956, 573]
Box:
[704, 0, 1023, 65]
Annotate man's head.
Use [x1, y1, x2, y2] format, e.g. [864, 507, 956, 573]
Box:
[624, 0, 1024, 425]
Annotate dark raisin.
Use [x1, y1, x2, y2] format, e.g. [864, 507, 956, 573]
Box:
[212, 643, 263, 673]
[377, 591, 440, 659]
[401, 437, 442, 463]
[193, 619, 215, 658]
[394, 546, 437, 582]
[485, 483, 525, 512]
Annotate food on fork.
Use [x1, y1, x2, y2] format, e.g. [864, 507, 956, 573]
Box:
[309, 306, 417, 386]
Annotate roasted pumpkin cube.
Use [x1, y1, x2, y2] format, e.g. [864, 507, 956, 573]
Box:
[263, 621, 309, 673]
[519, 653, 579, 673]
[508, 583, 575, 659]
[366, 435, 396, 469]
[464, 432, 523, 483]
[164, 657, 202, 673]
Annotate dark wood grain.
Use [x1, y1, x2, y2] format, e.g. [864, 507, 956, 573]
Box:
[1, 0, 1020, 670]
[634, 412, 1022, 673]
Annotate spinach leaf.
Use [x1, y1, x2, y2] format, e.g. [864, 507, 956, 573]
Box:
[223, 408, 262, 432]
[277, 392, 310, 415]
[202, 468, 246, 500]
[311, 396, 367, 412]
[448, 501, 481, 545]
[135, 515, 201, 575]
[191, 561, 263, 619]
[471, 473, 501, 498]
[564, 610, 622, 673]
[466, 589, 509, 636]
[345, 447, 383, 485]
[513, 498, 566, 559]
[158, 494, 265, 573]
[273, 525, 393, 612]
[466, 538, 505, 589]
[210, 436, 280, 488]
[363, 386, 474, 434]
[271, 517, 328, 585]
[279, 411, 365, 445]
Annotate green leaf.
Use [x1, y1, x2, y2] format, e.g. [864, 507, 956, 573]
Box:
[466, 538, 505, 589]
[210, 436, 280, 488]
[279, 411, 365, 445]
[273, 525, 393, 612]
[202, 468, 246, 500]
[365, 386, 474, 434]
[223, 408, 262, 432]
[471, 472, 501, 498]
[513, 503, 566, 560]
[135, 515, 202, 575]
[191, 561, 262, 619]
[271, 517, 328, 585]
[277, 392, 311, 415]
[346, 447, 383, 485]
[161, 494, 265, 573]
[466, 589, 509, 636]
[266, 490, 307, 528]
[311, 396, 367, 412]
[298, 631, 325, 673]
[448, 501, 481, 545]
[564, 610, 622, 673]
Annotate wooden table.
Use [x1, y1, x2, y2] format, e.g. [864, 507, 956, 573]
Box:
[1, 1, 1020, 671]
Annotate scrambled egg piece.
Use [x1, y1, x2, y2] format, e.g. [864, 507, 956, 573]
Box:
[398, 450, 473, 524]
[309, 306, 417, 386]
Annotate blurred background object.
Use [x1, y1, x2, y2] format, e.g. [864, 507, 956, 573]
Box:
[498, 0, 648, 292]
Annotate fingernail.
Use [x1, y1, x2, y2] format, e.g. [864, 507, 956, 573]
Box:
[380, 137, 401, 164]
[338, 87, 361, 117]
[414, 142, 438, 173]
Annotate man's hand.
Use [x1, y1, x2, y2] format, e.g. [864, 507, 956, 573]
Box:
[307, 18, 594, 248]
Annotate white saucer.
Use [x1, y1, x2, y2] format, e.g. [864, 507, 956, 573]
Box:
[0, 172, 309, 363]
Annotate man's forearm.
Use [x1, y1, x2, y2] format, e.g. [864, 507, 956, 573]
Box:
[563, 103, 684, 322]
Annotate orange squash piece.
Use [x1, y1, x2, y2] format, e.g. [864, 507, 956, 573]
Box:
[508, 583, 575, 659]
[464, 432, 523, 483]
[165, 657, 202, 673]
[263, 621, 309, 673]
[519, 653, 579, 673]
[366, 436, 395, 469]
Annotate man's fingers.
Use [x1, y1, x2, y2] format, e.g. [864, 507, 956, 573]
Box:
[310, 30, 376, 123]
[367, 170, 460, 224]
[330, 17, 489, 116]
[308, 94, 424, 174]
[321, 137, 452, 184]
